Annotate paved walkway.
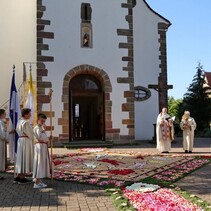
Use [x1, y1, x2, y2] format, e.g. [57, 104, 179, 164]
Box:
[0, 173, 116, 211]
[176, 162, 211, 204]
[0, 137, 210, 210]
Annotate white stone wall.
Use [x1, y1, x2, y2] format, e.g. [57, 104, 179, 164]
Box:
[42, 0, 170, 139]
[133, 0, 170, 140]
[0, 0, 170, 140]
[0, 0, 36, 108]
[42, 0, 129, 136]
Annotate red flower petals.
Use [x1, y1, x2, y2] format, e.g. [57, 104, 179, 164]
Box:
[53, 160, 62, 166]
[53, 160, 69, 166]
[135, 155, 144, 159]
[99, 159, 125, 166]
[108, 169, 134, 175]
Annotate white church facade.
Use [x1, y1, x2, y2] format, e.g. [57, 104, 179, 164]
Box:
[0, 0, 172, 143]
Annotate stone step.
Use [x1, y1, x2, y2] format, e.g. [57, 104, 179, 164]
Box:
[62, 140, 113, 149]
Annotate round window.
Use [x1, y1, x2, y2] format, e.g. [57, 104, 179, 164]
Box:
[134, 86, 151, 101]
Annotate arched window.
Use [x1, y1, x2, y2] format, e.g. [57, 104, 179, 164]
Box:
[81, 3, 92, 23]
[81, 3, 93, 48]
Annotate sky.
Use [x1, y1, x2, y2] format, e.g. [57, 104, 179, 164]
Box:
[146, 0, 211, 99]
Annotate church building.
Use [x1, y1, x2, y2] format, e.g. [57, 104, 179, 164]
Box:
[0, 0, 172, 143]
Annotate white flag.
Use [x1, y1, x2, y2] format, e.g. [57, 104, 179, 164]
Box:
[25, 69, 34, 125]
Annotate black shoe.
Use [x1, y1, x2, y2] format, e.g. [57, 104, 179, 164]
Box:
[0, 176, 4, 180]
[185, 150, 188, 153]
[188, 151, 192, 153]
[18, 178, 33, 184]
[13, 176, 21, 184]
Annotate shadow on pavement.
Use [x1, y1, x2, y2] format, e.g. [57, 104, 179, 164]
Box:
[0, 173, 112, 208]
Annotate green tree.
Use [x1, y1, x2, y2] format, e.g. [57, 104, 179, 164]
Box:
[168, 96, 182, 118]
[168, 96, 183, 134]
[180, 63, 211, 131]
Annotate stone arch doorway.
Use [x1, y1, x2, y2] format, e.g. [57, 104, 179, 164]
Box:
[69, 74, 103, 140]
[58, 64, 120, 142]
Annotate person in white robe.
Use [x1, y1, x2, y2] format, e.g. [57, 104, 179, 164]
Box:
[33, 113, 50, 188]
[180, 111, 196, 153]
[156, 107, 174, 153]
[0, 109, 7, 179]
[8, 130, 15, 163]
[14, 108, 34, 184]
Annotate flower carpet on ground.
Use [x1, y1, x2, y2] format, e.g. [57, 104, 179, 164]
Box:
[6, 148, 211, 210]
[52, 148, 210, 187]
[152, 158, 209, 182]
[51, 148, 211, 210]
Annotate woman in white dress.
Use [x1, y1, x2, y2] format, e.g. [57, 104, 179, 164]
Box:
[156, 107, 174, 153]
[180, 111, 196, 153]
[0, 109, 7, 180]
[33, 113, 50, 188]
[14, 108, 34, 184]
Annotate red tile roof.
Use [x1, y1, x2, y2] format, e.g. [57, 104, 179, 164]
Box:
[204, 72, 211, 87]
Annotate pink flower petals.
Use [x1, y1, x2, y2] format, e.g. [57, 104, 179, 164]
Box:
[123, 188, 203, 211]
[80, 148, 106, 152]
[152, 159, 209, 182]
[53, 172, 125, 187]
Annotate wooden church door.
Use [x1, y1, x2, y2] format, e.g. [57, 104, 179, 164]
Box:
[69, 74, 104, 141]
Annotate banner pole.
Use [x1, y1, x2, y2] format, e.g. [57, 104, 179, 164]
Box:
[48, 89, 53, 185]
[12, 65, 16, 178]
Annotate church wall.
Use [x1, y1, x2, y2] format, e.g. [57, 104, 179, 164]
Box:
[0, 0, 170, 141]
[42, 0, 130, 137]
[0, 0, 36, 108]
[133, 1, 170, 140]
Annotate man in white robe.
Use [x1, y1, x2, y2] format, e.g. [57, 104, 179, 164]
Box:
[0, 109, 7, 179]
[8, 132, 15, 162]
[14, 108, 34, 184]
[180, 111, 196, 153]
[33, 113, 50, 188]
[156, 107, 174, 153]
